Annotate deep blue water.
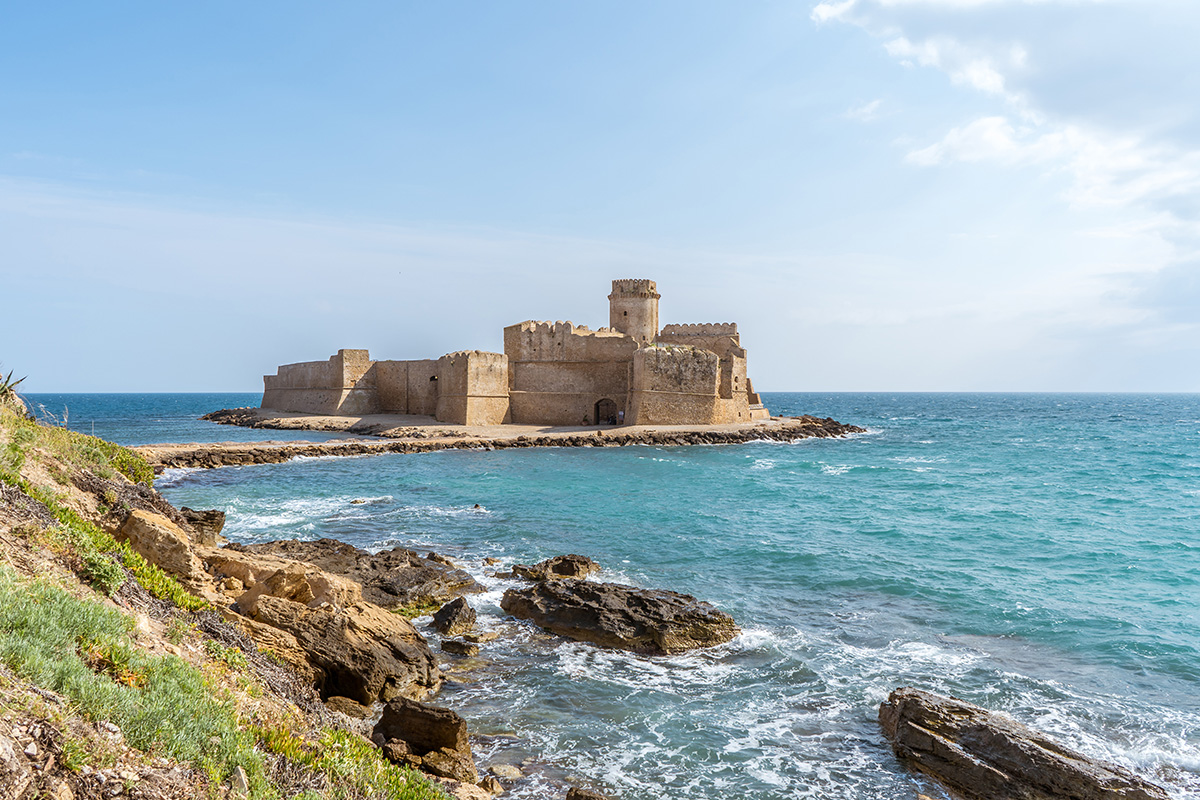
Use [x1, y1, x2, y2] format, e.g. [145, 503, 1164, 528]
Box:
[40, 393, 1200, 798]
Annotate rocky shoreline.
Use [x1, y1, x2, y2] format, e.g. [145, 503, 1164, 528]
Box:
[115, 515, 744, 798]
[2, 393, 1179, 800]
[134, 410, 866, 470]
[111, 509, 1181, 800]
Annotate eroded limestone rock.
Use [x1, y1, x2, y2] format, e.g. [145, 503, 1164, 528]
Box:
[178, 507, 225, 546]
[0, 732, 33, 800]
[878, 688, 1174, 800]
[511, 554, 601, 582]
[203, 547, 362, 610]
[228, 538, 483, 608]
[440, 639, 479, 657]
[432, 597, 476, 636]
[116, 510, 208, 593]
[566, 788, 612, 800]
[374, 698, 477, 783]
[500, 579, 739, 655]
[244, 595, 441, 704]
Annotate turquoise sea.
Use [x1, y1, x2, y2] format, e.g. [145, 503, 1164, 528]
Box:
[24, 392, 1200, 799]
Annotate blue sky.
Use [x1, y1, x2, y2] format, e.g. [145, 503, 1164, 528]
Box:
[4, 1, 1199, 391]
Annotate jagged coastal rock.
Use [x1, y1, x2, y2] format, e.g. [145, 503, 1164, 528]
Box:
[239, 595, 441, 704]
[432, 597, 477, 636]
[112, 513, 446, 704]
[115, 509, 210, 594]
[878, 688, 1174, 800]
[373, 697, 478, 783]
[226, 538, 483, 608]
[512, 553, 601, 581]
[178, 506, 226, 546]
[566, 788, 612, 800]
[501, 578, 740, 655]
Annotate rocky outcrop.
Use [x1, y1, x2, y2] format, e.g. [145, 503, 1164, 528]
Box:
[878, 688, 1174, 800]
[203, 546, 363, 610]
[432, 597, 476, 636]
[242, 595, 441, 704]
[115, 510, 209, 594]
[512, 554, 600, 581]
[373, 698, 478, 784]
[179, 507, 225, 546]
[501, 579, 739, 655]
[199, 543, 442, 703]
[227, 539, 483, 608]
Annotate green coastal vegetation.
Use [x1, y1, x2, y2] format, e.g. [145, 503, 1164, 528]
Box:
[0, 387, 450, 799]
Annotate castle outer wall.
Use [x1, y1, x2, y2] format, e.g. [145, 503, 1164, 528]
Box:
[260, 279, 769, 426]
[262, 349, 510, 426]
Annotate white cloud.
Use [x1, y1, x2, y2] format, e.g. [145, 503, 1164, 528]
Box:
[845, 99, 884, 121]
[811, 1, 858, 23]
[906, 116, 1200, 210]
[884, 36, 1020, 100]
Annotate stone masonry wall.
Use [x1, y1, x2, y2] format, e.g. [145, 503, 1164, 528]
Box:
[627, 346, 722, 425]
[504, 321, 637, 425]
[262, 350, 381, 415]
[435, 351, 511, 425]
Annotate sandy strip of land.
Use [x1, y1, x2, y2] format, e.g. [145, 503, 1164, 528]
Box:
[132, 408, 864, 470]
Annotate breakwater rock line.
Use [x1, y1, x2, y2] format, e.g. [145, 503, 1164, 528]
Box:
[136, 411, 865, 470]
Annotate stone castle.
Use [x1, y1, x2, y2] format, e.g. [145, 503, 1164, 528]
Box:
[261, 279, 770, 426]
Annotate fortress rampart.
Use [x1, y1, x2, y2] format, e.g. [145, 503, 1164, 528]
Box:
[261, 280, 769, 426]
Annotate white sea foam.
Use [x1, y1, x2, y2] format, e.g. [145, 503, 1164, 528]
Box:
[153, 467, 201, 488]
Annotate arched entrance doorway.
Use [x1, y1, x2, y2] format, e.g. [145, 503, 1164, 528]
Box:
[594, 398, 618, 425]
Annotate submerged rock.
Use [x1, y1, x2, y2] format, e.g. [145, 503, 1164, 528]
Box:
[500, 579, 739, 655]
[566, 788, 611, 800]
[230, 538, 483, 608]
[878, 688, 1174, 800]
[440, 639, 480, 657]
[511, 554, 601, 582]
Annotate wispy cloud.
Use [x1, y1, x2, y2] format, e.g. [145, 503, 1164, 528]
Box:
[906, 116, 1200, 210]
[884, 36, 1024, 100]
[845, 99, 884, 121]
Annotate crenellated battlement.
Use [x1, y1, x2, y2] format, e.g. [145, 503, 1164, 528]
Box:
[510, 320, 617, 336]
[659, 323, 739, 337]
[608, 279, 659, 298]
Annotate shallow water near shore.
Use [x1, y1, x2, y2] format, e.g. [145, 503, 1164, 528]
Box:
[43, 392, 1200, 798]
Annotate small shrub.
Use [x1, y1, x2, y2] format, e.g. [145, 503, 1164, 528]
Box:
[204, 639, 249, 671]
[166, 618, 194, 645]
[60, 737, 90, 772]
[81, 552, 126, 596]
[257, 725, 450, 800]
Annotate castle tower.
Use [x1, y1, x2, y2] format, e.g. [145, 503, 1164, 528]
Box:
[608, 278, 660, 344]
